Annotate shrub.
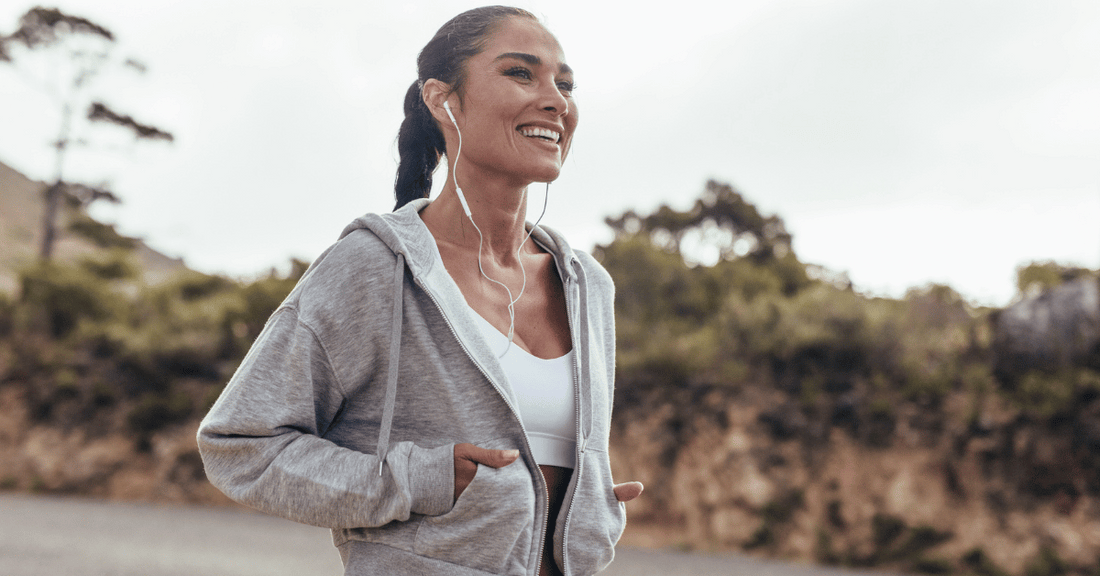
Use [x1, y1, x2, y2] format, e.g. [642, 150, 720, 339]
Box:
[127, 390, 193, 437]
[67, 212, 138, 250]
[1011, 371, 1076, 419]
[1025, 546, 1069, 576]
[18, 261, 124, 337]
[78, 249, 138, 281]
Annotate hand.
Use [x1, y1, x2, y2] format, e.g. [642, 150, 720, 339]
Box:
[454, 443, 520, 503]
[613, 481, 643, 503]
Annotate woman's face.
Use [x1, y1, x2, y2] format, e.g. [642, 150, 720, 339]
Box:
[448, 17, 578, 187]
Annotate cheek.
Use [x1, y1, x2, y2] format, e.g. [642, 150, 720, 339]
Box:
[563, 119, 579, 159]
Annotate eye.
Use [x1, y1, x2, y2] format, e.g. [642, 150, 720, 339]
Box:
[557, 80, 576, 94]
[503, 66, 532, 80]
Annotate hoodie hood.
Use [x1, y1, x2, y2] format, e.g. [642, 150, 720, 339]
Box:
[338, 198, 580, 284]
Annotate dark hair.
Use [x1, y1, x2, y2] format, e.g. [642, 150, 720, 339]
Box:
[393, 6, 536, 210]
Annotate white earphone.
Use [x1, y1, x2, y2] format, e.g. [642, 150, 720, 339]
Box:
[443, 101, 473, 218]
[439, 98, 550, 357]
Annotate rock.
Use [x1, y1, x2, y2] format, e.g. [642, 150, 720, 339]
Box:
[993, 277, 1100, 383]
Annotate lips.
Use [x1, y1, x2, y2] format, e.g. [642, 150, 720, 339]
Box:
[518, 125, 561, 144]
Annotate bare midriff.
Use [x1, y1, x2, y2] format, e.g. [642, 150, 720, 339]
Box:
[539, 464, 573, 576]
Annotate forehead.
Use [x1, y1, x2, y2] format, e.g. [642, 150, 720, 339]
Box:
[477, 17, 568, 70]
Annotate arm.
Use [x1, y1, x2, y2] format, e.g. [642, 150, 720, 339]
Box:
[197, 307, 454, 529]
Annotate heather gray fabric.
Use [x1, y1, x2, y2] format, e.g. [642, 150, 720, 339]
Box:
[197, 199, 626, 575]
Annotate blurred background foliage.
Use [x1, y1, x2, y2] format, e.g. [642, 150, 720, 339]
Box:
[0, 177, 1095, 455]
[1, 176, 1098, 573]
[0, 232, 306, 447]
[591, 181, 1100, 574]
[3, 6, 1099, 573]
[601, 180, 998, 426]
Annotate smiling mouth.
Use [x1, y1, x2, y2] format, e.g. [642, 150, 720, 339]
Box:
[518, 126, 561, 144]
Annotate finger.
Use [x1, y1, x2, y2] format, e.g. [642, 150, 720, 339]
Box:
[453, 445, 479, 503]
[454, 456, 478, 479]
[467, 446, 520, 468]
[454, 443, 478, 464]
[613, 481, 644, 503]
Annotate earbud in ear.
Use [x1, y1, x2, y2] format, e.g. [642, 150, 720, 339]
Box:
[440, 100, 470, 217]
[443, 100, 458, 127]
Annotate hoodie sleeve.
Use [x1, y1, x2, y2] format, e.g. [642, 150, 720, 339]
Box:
[196, 306, 455, 529]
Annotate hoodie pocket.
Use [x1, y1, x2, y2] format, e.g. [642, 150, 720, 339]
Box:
[562, 449, 627, 575]
[414, 444, 536, 573]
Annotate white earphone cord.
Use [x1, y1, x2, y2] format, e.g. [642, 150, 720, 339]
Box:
[445, 102, 549, 357]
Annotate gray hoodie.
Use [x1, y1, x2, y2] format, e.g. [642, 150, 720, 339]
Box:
[197, 199, 626, 575]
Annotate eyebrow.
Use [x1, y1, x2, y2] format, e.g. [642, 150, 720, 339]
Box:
[494, 52, 573, 75]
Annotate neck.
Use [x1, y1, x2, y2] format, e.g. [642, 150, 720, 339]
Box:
[422, 178, 537, 264]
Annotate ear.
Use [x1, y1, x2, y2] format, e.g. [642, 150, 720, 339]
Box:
[422, 78, 458, 128]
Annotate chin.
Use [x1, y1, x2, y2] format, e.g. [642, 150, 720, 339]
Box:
[530, 163, 563, 184]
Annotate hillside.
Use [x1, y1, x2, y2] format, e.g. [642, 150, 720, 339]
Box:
[0, 159, 185, 293]
[1, 174, 1099, 575]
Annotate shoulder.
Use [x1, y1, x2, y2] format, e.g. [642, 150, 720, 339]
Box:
[301, 229, 394, 291]
[532, 223, 614, 296]
[279, 225, 402, 329]
[568, 248, 615, 314]
[572, 249, 613, 293]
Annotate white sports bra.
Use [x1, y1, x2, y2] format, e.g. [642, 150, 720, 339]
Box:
[468, 310, 577, 469]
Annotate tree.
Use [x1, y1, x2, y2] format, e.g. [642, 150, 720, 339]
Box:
[604, 179, 795, 264]
[1015, 261, 1093, 298]
[599, 179, 809, 302]
[1, 6, 173, 260]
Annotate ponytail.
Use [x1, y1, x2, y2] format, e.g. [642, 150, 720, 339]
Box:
[394, 81, 445, 210]
[392, 6, 537, 211]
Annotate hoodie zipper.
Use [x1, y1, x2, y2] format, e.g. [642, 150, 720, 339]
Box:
[559, 263, 585, 576]
[412, 274, 551, 576]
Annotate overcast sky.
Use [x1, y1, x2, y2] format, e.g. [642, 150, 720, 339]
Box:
[1, 0, 1098, 307]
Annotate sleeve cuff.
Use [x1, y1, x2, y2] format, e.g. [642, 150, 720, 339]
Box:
[408, 442, 455, 516]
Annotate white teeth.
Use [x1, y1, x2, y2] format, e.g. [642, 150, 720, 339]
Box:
[519, 126, 561, 143]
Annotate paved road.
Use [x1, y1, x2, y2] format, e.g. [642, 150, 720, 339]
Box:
[0, 494, 899, 575]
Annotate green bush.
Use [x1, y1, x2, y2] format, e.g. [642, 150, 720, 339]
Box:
[127, 390, 193, 436]
[1011, 371, 1077, 419]
[18, 261, 125, 337]
[67, 212, 138, 250]
[78, 249, 139, 281]
[1016, 261, 1094, 296]
[1025, 546, 1069, 576]
[4, 254, 304, 434]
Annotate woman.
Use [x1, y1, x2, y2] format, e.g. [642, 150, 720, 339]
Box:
[198, 6, 640, 575]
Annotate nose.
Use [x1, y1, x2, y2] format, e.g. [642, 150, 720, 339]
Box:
[539, 84, 569, 118]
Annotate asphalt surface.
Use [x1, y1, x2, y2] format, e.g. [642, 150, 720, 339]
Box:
[0, 494, 900, 575]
